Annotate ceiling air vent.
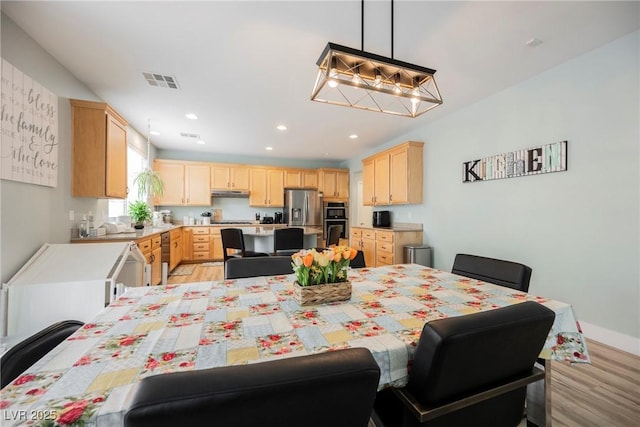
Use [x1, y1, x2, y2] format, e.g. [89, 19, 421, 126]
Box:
[180, 132, 200, 139]
[143, 72, 180, 89]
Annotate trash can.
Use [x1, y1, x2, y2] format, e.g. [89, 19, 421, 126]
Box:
[403, 245, 432, 267]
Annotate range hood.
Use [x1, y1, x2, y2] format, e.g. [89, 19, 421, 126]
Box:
[211, 189, 250, 198]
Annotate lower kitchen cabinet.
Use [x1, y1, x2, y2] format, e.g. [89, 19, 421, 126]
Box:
[183, 227, 224, 262]
[137, 235, 162, 285]
[350, 227, 423, 268]
[169, 228, 183, 271]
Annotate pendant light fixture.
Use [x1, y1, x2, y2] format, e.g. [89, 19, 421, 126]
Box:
[310, 0, 443, 118]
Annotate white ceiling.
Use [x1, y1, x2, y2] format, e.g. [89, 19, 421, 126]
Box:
[2, 1, 638, 161]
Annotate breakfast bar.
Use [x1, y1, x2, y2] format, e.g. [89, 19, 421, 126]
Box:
[240, 226, 324, 253]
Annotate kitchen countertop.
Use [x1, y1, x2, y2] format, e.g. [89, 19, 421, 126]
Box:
[70, 224, 180, 243]
[350, 222, 424, 232]
[70, 223, 324, 243]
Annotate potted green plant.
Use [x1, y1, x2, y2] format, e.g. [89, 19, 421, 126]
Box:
[129, 200, 152, 229]
[133, 118, 165, 200]
[133, 169, 165, 199]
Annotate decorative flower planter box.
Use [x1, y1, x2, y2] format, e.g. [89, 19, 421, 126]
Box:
[293, 281, 352, 306]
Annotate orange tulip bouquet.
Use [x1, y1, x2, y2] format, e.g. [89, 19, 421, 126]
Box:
[291, 246, 357, 286]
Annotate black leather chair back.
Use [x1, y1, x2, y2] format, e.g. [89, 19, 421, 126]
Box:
[351, 250, 366, 268]
[125, 348, 381, 427]
[1, 320, 84, 388]
[452, 253, 532, 292]
[273, 227, 304, 255]
[326, 225, 342, 246]
[221, 228, 268, 261]
[405, 301, 555, 427]
[220, 228, 246, 261]
[225, 256, 294, 279]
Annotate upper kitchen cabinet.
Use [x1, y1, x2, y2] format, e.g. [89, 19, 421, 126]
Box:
[249, 167, 284, 207]
[210, 164, 250, 191]
[284, 169, 318, 189]
[362, 141, 423, 206]
[317, 168, 349, 201]
[70, 99, 127, 198]
[154, 160, 211, 206]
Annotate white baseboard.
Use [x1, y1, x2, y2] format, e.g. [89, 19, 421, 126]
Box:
[580, 321, 640, 356]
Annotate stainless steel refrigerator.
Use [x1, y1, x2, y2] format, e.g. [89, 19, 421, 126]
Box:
[283, 189, 323, 227]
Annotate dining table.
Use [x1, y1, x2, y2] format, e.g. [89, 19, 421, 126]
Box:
[0, 263, 589, 426]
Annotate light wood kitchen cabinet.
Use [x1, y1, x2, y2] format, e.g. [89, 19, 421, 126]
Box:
[70, 99, 128, 198]
[211, 164, 250, 190]
[318, 168, 349, 200]
[137, 235, 162, 285]
[249, 168, 284, 207]
[351, 227, 423, 267]
[284, 169, 318, 189]
[169, 228, 183, 271]
[154, 160, 211, 206]
[190, 227, 211, 261]
[210, 228, 223, 260]
[362, 141, 423, 206]
[350, 228, 376, 268]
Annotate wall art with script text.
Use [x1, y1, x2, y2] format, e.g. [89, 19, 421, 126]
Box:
[462, 141, 567, 183]
[1, 58, 59, 187]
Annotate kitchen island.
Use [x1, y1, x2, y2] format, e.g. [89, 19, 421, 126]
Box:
[238, 226, 323, 253]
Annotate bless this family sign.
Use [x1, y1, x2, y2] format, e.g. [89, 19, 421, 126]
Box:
[1, 58, 58, 187]
[463, 140, 567, 183]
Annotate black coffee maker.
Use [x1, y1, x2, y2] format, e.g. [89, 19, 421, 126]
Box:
[274, 212, 283, 224]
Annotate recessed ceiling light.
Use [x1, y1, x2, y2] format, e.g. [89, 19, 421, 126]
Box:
[150, 130, 160, 136]
[349, 134, 358, 139]
[265, 146, 273, 151]
[185, 113, 198, 120]
[196, 140, 205, 145]
[276, 125, 287, 131]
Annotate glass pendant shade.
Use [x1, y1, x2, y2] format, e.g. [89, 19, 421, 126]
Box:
[311, 43, 443, 118]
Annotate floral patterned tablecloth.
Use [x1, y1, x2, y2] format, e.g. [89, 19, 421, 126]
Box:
[0, 264, 589, 426]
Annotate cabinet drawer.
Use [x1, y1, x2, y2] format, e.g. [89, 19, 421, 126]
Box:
[170, 229, 183, 240]
[362, 230, 376, 240]
[193, 252, 209, 260]
[350, 229, 362, 239]
[376, 241, 393, 253]
[376, 231, 394, 242]
[137, 238, 151, 253]
[194, 243, 209, 252]
[151, 236, 161, 248]
[192, 228, 210, 235]
[193, 235, 210, 243]
[376, 251, 393, 265]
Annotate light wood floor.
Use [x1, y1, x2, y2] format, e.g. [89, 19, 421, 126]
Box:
[169, 263, 640, 426]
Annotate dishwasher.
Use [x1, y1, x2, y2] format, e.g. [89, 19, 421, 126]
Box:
[161, 231, 170, 285]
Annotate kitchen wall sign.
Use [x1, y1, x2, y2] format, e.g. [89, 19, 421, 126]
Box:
[462, 141, 567, 183]
[1, 58, 59, 187]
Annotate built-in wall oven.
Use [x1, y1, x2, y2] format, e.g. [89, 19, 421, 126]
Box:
[323, 202, 348, 241]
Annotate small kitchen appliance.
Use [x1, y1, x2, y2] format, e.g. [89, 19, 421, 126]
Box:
[373, 210, 391, 228]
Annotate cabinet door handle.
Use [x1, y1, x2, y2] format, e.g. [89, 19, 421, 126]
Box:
[389, 195, 392, 202]
[150, 254, 155, 262]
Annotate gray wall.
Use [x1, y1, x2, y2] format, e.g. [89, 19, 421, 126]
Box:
[347, 31, 639, 350]
[0, 13, 150, 284]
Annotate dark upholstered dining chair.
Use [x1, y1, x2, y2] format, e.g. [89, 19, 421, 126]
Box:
[220, 228, 269, 261]
[273, 227, 304, 256]
[451, 253, 533, 292]
[1, 320, 84, 388]
[124, 348, 381, 427]
[350, 250, 366, 268]
[225, 256, 294, 279]
[326, 225, 342, 247]
[372, 301, 555, 427]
